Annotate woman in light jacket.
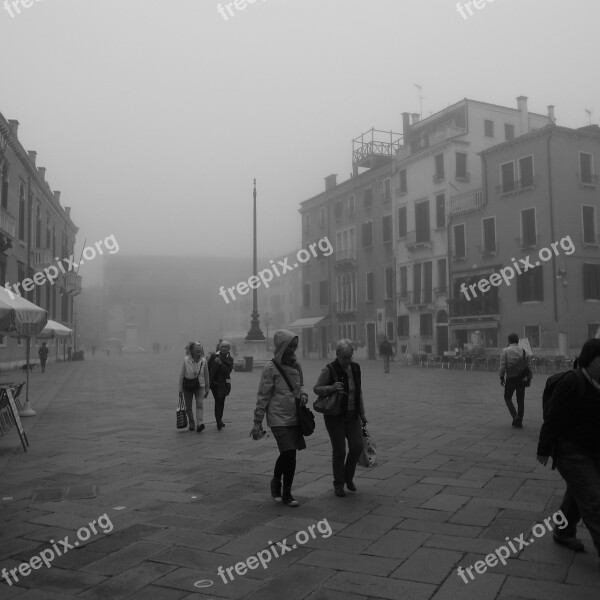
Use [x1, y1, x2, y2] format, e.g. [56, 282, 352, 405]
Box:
[251, 330, 308, 507]
[178, 342, 210, 432]
[313, 339, 368, 497]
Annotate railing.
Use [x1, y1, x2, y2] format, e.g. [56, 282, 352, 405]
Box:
[0, 208, 16, 237]
[333, 302, 356, 315]
[449, 189, 484, 215]
[496, 176, 537, 195]
[405, 230, 431, 249]
[401, 290, 434, 306]
[33, 248, 53, 268]
[334, 248, 356, 262]
[448, 296, 500, 317]
[579, 173, 600, 187]
[352, 128, 403, 166]
[455, 171, 470, 181]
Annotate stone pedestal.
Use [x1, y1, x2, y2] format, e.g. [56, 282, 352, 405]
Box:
[122, 322, 141, 353]
[238, 339, 270, 363]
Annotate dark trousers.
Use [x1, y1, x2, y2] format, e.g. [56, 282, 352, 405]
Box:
[382, 355, 390, 373]
[324, 413, 363, 486]
[274, 449, 296, 489]
[211, 389, 226, 424]
[504, 377, 525, 419]
[40, 359, 47, 373]
[556, 488, 581, 538]
[556, 440, 600, 555]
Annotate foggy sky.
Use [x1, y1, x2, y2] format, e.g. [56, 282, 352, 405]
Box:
[1, 0, 598, 286]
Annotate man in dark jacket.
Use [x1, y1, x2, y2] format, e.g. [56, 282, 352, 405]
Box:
[208, 341, 234, 430]
[537, 338, 600, 564]
[38, 342, 49, 373]
[379, 336, 394, 373]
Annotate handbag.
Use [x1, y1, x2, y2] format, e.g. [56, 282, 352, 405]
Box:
[357, 426, 377, 468]
[516, 349, 532, 387]
[176, 395, 188, 429]
[272, 361, 315, 437]
[313, 364, 343, 416]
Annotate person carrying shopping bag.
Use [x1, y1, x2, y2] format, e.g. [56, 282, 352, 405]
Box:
[178, 342, 210, 432]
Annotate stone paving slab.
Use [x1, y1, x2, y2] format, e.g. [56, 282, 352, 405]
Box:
[1, 355, 599, 598]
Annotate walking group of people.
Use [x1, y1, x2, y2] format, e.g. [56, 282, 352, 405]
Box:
[499, 332, 600, 569]
[178, 340, 233, 432]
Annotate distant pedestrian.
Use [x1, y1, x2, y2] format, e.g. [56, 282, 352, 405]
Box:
[208, 341, 234, 430]
[38, 342, 49, 373]
[313, 339, 368, 497]
[251, 330, 309, 507]
[499, 333, 531, 428]
[379, 336, 394, 373]
[179, 342, 210, 432]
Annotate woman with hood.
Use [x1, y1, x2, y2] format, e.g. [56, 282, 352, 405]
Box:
[251, 329, 309, 507]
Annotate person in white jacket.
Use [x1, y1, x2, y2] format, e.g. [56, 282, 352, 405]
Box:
[179, 342, 210, 432]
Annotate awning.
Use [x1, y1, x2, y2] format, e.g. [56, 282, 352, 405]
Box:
[288, 316, 328, 329]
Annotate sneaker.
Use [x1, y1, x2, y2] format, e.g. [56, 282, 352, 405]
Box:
[345, 481, 357, 492]
[334, 486, 346, 498]
[270, 478, 282, 503]
[511, 416, 519, 427]
[552, 533, 585, 552]
[196, 424, 205, 433]
[282, 488, 299, 507]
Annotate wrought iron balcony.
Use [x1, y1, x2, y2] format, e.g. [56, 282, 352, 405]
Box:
[334, 248, 357, 268]
[496, 176, 537, 195]
[352, 128, 402, 168]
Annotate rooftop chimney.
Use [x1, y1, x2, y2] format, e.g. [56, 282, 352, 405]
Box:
[28, 150, 37, 165]
[38, 167, 46, 181]
[64, 206, 71, 218]
[8, 120, 19, 138]
[325, 174, 337, 191]
[402, 112, 412, 143]
[516, 95, 529, 134]
[53, 190, 61, 204]
[547, 105, 556, 125]
[411, 113, 420, 125]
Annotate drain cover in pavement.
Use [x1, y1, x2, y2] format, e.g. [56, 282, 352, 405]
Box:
[31, 485, 98, 502]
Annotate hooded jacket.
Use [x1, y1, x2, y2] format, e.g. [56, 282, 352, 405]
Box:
[254, 329, 305, 427]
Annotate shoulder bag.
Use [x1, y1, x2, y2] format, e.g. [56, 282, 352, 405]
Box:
[313, 364, 343, 416]
[272, 361, 315, 437]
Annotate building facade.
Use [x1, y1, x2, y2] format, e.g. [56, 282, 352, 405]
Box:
[449, 123, 600, 355]
[299, 129, 399, 360]
[394, 97, 552, 357]
[0, 114, 80, 368]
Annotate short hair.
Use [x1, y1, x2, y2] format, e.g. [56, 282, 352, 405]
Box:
[577, 339, 600, 368]
[507, 333, 519, 344]
[219, 340, 230, 349]
[336, 339, 354, 357]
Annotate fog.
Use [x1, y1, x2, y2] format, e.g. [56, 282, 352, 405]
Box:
[1, 0, 598, 287]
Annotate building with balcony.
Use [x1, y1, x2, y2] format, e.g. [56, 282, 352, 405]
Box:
[394, 97, 552, 356]
[298, 129, 398, 360]
[0, 112, 79, 368]
[448, 122, 600, 355]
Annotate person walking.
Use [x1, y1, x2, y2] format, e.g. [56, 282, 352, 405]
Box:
[537, 338, 600, 564]
[313, 339, 368, 497]
[499, 333, 531, 427]
[208, 341, 234, 430]
[38, 342, 49, 373]
[251, 330, 309, 507]
[178, 342, 209, 432]
[379, 336, 394, 373]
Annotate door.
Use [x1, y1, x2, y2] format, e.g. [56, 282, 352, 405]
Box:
[437, 326, 449, 354]
[367, 323, 376, 360]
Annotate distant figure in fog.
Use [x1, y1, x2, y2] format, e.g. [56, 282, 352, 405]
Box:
[179, 342, 210, 433]
[208, 341, 234, 430]
[499, 333, 531, 428]
[91, 345, 96, 356]
[379, 336, 394, 373]
[38, 342, 49, 373]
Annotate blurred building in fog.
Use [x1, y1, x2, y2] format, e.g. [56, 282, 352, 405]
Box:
[0, 114, 80, 368]
[449, 121, 600, 356]
[395, 97, 552, 357]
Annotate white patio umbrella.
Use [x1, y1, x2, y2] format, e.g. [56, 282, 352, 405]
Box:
[0, 286, 48, 416]
[38, 319, 72, 338]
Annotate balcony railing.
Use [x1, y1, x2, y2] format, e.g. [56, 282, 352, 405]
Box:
[400, 289, 434, 306]
[496, 177, 537, 195]
[405, 230, 432, 250]
[334, 248, 356, 263]
[352, 128, 402, 166]
[455, 171, 470, 182]
[333, 302, 356, 315]
[579, 173, 600, 187]
[0, 208, 16, 238]
[448, 296, 500, 318]
[33, 248, 53, 268]
[449, 189, 484, 215]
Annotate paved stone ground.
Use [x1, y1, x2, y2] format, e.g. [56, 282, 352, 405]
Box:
[0, 353, 599, 599]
